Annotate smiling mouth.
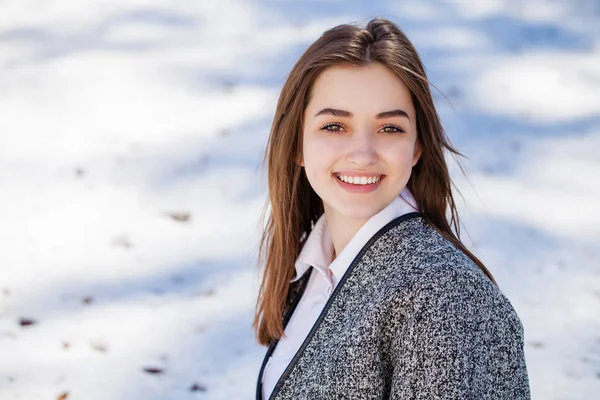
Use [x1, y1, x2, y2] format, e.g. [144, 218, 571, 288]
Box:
[333, 173, 384, 185]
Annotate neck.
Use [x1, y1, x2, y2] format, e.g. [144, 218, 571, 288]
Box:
[324, 204, 369, 261]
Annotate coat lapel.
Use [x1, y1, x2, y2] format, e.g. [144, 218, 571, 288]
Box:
[255, 267, 313, 400]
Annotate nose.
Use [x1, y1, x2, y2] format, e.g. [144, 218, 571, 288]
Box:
[346, 132, 378, 167]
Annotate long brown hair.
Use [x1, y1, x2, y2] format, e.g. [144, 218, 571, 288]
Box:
[252, 17, 496, 346]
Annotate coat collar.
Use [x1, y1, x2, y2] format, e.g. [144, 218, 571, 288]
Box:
[291, 187, 419, 287]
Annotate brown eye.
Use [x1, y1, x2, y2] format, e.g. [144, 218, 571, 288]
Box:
[381, 125, 404, 134]
[320, 123, 344, 132]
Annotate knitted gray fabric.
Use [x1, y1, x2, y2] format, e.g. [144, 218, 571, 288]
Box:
[256, 213, 531, 399]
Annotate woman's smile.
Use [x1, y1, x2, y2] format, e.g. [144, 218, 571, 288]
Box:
[333, 172, 385, 193]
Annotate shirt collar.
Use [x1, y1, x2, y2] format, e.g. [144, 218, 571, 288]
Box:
[291, 187, 419, 284]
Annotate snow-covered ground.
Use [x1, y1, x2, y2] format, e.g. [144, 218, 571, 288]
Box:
[0, 0, 598, 399]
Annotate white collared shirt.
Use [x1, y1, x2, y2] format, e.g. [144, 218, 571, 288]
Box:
[261, 188, 419, 399]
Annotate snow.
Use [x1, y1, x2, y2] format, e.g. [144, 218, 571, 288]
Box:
[0, 0, 599, 399]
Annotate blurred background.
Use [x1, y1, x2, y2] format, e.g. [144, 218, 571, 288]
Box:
[0, 0, 599, 399]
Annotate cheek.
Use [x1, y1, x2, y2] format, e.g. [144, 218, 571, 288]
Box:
[304, 158, 329, 183]
[302, 140, 321, 180]
[382, 143, 418, 170]
[303, 135, 334, 168]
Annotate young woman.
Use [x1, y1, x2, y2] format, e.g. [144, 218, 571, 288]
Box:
[252, 18, 531, 400]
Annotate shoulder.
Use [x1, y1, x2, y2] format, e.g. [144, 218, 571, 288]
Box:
[381, 215, 523, 331]
[410, 261, 523, 334]
[383, 217, 531, 398]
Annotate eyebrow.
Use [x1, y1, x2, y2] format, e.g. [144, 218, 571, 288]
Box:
[314, 108, 410, 120]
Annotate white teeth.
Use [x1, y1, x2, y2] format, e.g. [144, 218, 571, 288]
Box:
[337, 174, 381, 185]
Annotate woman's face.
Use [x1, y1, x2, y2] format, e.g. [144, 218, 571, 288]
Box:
[301, 63, 422, 223]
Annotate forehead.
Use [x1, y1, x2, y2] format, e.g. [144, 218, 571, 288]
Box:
[306, 63, 414, 117]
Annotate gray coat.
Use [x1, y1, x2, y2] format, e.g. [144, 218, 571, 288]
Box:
[256, 213, 531, 399]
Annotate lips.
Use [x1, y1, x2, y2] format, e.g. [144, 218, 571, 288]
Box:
[335, 174, 382, 185]
[333, 172, 385, 193]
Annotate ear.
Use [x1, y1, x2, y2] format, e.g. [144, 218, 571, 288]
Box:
[412, 139, 422, 167]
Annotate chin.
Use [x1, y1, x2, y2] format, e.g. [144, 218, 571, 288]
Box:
[333, 202, 387, 221]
